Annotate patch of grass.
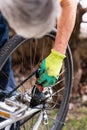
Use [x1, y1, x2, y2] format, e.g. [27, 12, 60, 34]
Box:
[63, 107, 87, 130]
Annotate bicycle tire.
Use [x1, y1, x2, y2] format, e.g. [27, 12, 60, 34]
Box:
[0, 29, 73, 130]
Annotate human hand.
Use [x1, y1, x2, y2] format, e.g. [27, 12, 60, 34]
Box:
[37, 49, 66, 87]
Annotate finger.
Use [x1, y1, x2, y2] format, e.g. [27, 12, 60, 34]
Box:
[43, 81, 50, 87]
[40, 60, 46, 75]
[37, 73, 46, 84]
[43, 77, 57, 87]
[42, 77, 52, 87]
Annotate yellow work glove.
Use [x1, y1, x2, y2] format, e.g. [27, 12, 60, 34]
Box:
[37, 49, 66, 87]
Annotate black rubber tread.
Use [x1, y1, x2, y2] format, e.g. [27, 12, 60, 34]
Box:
[51, 45, 73, 130]
[0, 35, 26, 70]
[47, 32, 73, 130]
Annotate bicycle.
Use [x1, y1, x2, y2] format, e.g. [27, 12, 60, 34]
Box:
[0, 28, 73, 130]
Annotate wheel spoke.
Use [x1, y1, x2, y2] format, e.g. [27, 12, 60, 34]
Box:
[51, 78, 65, 88]
[52, 87, 64, 97]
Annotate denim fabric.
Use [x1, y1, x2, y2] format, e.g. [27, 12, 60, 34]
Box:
[0, 13, 16, 95]
[0, 13, 8, 47]
[0, 13, 19, 130]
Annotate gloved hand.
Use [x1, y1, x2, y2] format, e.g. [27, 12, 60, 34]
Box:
[37, 49, 66, 87]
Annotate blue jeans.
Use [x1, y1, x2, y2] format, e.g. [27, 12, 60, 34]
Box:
[0, 13, 16, 95]
[0, 13, 18, 130]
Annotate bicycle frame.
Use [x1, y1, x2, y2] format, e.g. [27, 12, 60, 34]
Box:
[0, 104, 43, 129]
[0, 87, 52, 129]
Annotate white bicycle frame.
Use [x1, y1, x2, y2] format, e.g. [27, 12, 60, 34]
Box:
[0, 88, 52, 130]
[0, 103, 43, 130]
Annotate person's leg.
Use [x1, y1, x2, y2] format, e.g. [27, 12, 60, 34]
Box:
[0, 13, 16, 97]
[2, 58, 16, 95]
[0, 12, 17, 130]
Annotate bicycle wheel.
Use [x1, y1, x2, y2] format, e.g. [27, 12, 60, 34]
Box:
[0, 30, 73, 130]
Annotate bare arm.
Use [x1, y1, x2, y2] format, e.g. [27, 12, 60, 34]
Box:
[53, 0, 77, 54]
